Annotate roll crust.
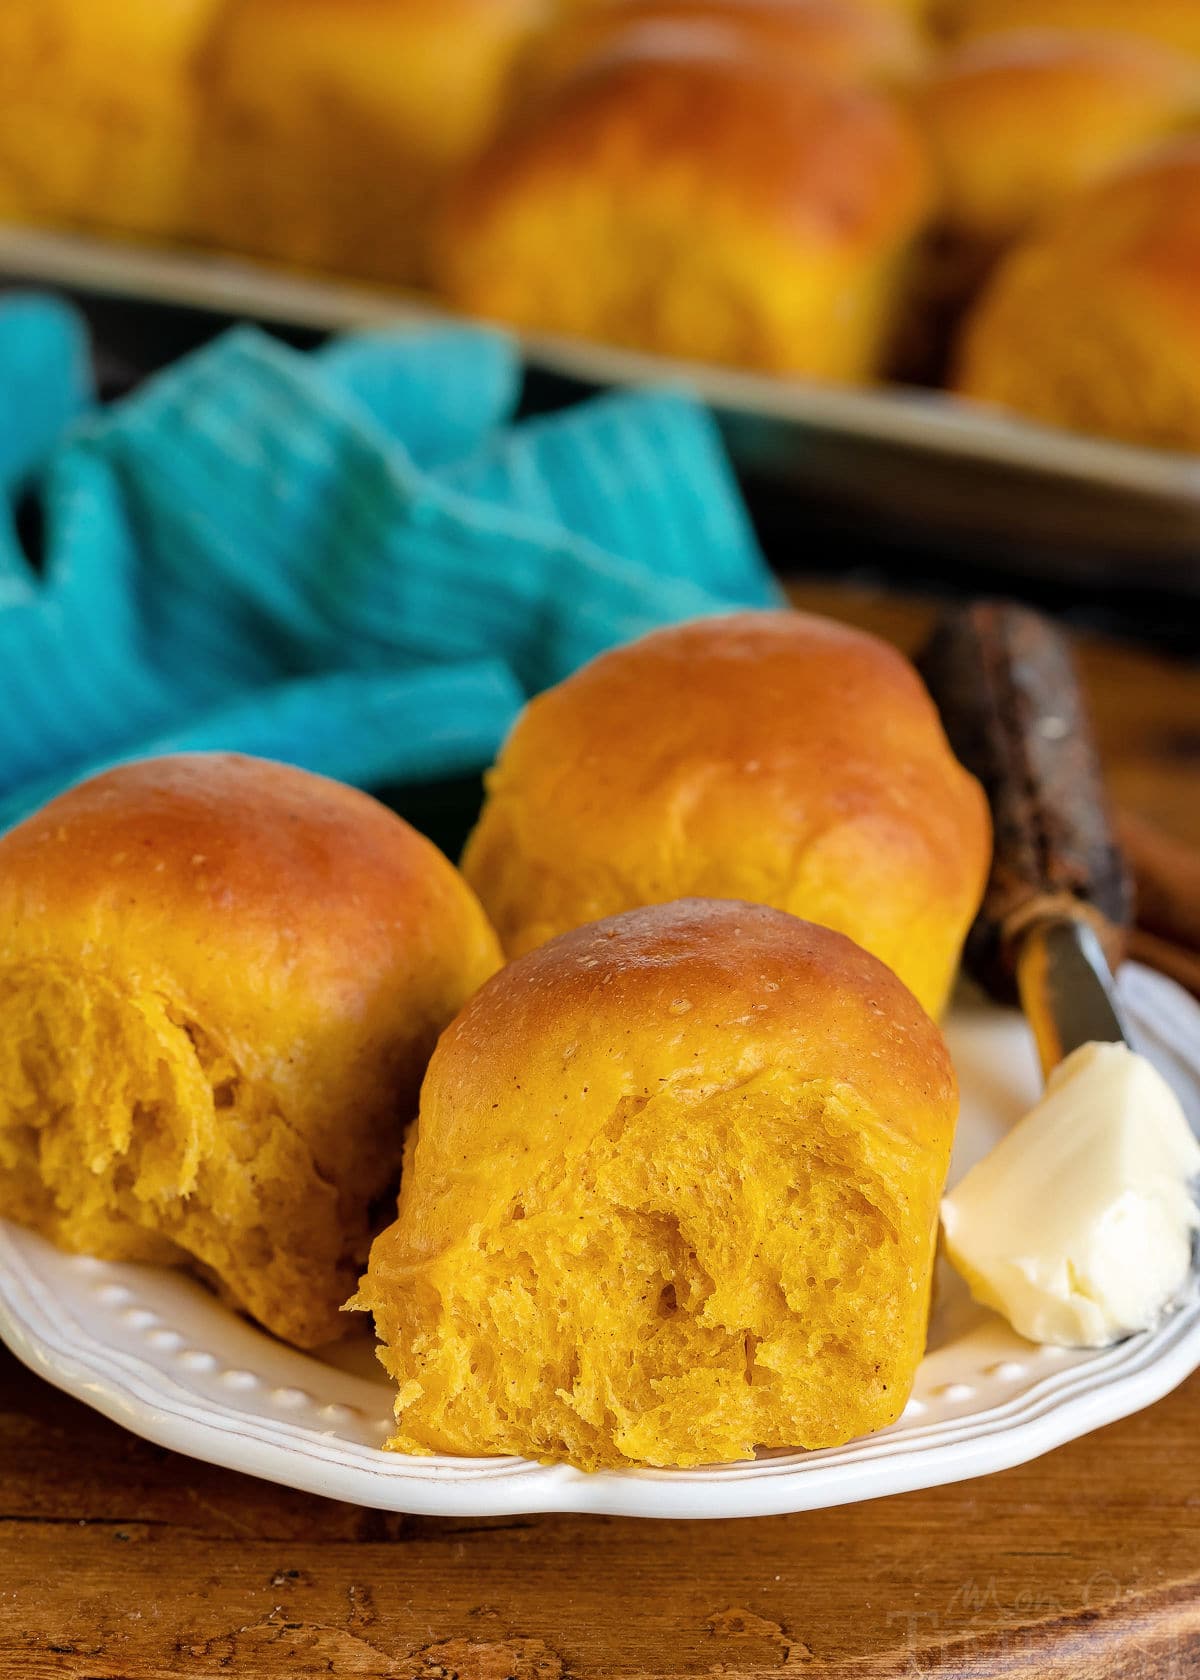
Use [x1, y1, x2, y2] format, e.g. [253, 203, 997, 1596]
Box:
[0, 754, 501, 1347]
[462, 611, 990, 1018]
[355, 899, 958, 1469]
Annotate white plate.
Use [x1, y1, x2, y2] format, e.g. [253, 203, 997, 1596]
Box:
[3, 225, 1200, 586]
[1, 961, 1198, 1519]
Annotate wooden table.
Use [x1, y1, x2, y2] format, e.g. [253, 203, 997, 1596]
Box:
[3, 586, 1199, 1680]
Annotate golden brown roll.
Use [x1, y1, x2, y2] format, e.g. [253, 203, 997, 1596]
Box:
[462, 611, 990, 1018]
[0, 754, 501, 1349]
[355, 899, 957, 1469]
[191, 0, 549, 284]
[0, 0, 219, 239]
[522, 0, 927, 98]
[922, 31, 1200, 252]
[953, 140, 1200, 453]
[435, 41, 935, 379]
[945, 0, 1200, 60]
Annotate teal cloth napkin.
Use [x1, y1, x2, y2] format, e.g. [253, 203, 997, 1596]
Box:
[0, 294, 780, 835]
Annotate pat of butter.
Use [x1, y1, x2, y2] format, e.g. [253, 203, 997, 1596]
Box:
[942, 1041, 1200, 1348]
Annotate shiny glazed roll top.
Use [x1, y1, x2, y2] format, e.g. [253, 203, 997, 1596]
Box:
[462, 610, 991, 1018]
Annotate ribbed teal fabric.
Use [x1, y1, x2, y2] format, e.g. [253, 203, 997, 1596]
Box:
[0, 295, 780, 834]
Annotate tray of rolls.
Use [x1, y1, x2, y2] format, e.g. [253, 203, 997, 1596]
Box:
[4, 0, 1200, 584]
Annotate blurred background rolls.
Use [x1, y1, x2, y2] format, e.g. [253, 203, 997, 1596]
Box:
[0, 0, 1198, 454]
[954, 141, 1200, 453]
[192, 0, 550, 285]
[0, 0, 219, 241]
[436, 42, 933, 378]
[922, 30, 1200, 260]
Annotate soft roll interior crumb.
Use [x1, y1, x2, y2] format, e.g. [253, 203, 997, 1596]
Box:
[0, 962, 350, 1343]
[360, 1075, 916, 1469]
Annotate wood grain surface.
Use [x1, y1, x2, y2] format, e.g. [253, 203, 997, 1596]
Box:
[2, 584, 1199, 1680]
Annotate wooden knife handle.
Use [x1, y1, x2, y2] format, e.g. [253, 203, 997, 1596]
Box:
[918, 601, 1132, 1002]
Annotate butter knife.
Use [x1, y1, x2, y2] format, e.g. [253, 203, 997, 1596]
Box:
[918, 600, 1134, 1072]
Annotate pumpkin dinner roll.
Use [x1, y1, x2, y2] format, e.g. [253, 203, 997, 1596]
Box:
[462, 611, 990, 1019]
[0, 0, 220, 239]
[436, 39, 934, 379]
[0, 755, 501, 1349]
[192, 0, 549, 284]
[954, 141, 1200, 453]
[922, 30, 1200, 255]
[354, 900, 958, 1469]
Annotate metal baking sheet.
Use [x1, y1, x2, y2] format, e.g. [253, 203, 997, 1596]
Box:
[2, 225, 1198, 592]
